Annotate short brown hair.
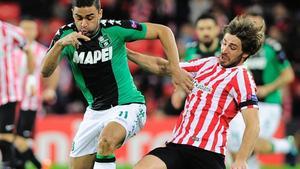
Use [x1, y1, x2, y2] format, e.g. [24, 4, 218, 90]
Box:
[223, 15, 264, 56]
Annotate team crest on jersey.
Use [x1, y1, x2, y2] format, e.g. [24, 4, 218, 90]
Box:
[98, 34, 112, 48]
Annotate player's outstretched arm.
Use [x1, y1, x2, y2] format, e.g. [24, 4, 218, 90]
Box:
[127, 49, 170, 75]
[144, 23, 193, 93]
[41, 32, 90, 77]
[257, 66, 294, 98]
[231, 108, 260, 169]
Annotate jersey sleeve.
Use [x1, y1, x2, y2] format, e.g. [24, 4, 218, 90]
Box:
[231, 69, 259, 111]
[107, 20, 147, 42]
[47, 27, 71, 62]
[265, 37, 291, 72]
[273, 50, 291, 72]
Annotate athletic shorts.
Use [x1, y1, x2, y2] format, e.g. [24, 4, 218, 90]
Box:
[148, 143, 225, 169]
[228, 102, 281, 152]
[0, 102, 17, 133]
[70, 103, 146, 157]
[16, 110, 37, 138]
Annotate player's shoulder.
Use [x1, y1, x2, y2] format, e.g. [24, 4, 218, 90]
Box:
[54, 23, 76, 38]
[264, 37, 282, 52]
[100, 19, 143, 31]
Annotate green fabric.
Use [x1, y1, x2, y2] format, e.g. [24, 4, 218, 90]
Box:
[102, 23, 146, 104]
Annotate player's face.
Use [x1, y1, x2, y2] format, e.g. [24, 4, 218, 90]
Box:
[72, 6, 102, 37]
[219, 33, 248, 68]
[196, 19, 219, 45]
[20, 20, 38, 42]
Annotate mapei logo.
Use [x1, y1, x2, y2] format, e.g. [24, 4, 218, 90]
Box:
[73, 47, 113, 64]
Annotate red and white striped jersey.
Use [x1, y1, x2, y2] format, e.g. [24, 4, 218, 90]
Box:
[15, 41, 47, 111]
[170, 56, 258, 155]
[0, 20, 26, 106]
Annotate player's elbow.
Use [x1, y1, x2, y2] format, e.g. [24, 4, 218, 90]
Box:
[41, 68, 53, 78]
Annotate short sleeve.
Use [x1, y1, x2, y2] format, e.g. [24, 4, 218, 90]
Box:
[47, 27, 73, 61]
[105, 20, 147, 42]
[231, 69, 259, 110]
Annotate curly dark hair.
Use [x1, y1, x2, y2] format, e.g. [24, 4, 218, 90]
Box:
[72, 0, 100, 10]
[223, 15, 264, 56]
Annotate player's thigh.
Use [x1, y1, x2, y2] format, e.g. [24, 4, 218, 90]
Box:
[258, 102, 281, 139]
[70, 107, 108, 157]
[106, 103, 147, 145]
[0, 102, 17, 133]
[70, 153, 95, 169]
[142, 143, 184, 169]
[227, 113, 245, 153]
[134, 155, 167, 169]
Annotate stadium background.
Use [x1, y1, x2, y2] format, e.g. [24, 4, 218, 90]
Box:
[1, 0, 300, 168]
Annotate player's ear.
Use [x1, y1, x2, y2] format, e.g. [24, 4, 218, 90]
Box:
[98, 9, 103, 18]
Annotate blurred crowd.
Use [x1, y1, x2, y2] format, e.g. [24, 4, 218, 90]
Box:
[1, 0, 299, 131]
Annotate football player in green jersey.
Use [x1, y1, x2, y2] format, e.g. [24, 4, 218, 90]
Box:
[41, 0, 193, 169]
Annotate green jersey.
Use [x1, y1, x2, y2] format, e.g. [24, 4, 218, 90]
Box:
[184, 41, 221, 61]
[245, 37, 291, 104]
[49, 20, 147, 110]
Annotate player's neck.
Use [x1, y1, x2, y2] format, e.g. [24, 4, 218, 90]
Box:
[90, 24, 101, 38]
[199, 38, 219, 53]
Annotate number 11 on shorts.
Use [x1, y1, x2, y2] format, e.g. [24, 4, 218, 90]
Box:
[118, 111, 128, 119]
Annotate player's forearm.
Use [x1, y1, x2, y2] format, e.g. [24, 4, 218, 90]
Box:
[156, 25, 181, 72]
[24, 47, 35, 74]
[265, 67, 294, 93]
[41, 41, 63, 77]
[42, 66, 60, 90]
[127, 49, 170, 75]
[235, 118, 260, 162]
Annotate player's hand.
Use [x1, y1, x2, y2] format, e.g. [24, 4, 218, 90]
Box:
[171, 68, 193, 94]
[231, 160, 248, 169]
[42, 89, 57, 104]
[256, 85, 272, 99]
[58, 32, 90, 48]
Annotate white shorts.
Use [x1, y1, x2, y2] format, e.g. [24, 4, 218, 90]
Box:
[70, 103, 147, 157]
[227, 102, 281, 152]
